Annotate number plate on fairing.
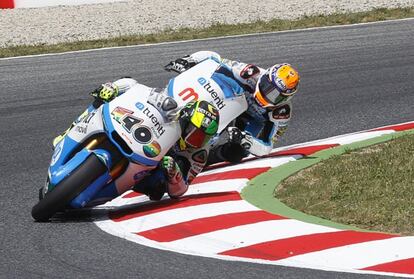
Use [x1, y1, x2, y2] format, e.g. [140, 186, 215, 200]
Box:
[107, 84, 181, 162]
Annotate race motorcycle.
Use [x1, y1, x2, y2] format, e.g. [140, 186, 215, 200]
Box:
[165, 58, 250, 164]
[31, 58, 248, 222]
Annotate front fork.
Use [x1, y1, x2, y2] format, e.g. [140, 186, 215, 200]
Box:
[46, 135, 128, 208]
[70, 135, 129, 208]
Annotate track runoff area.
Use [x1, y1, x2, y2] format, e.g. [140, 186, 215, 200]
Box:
[94, 121, 414, 278]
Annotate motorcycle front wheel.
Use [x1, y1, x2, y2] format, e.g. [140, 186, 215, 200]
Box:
[31, 154, 107, 222]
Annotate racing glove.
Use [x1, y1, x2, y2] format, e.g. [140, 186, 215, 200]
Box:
[227, 127, 252, 149]
[147, 91, 179, 121]
[160, 156, 188, 198]
[164, 55, 196, 73]
[90, 82, 119, 102]
[227, 127, 246, 144]
[211, 127, 250, 163]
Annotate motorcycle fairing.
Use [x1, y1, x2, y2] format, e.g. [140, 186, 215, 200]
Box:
[102, 103, 159, 167]
[166, 58, 248, 133]
[211, 72, 245, 97]
[105, 83, 181, 164]
[45, 84, 182, 209]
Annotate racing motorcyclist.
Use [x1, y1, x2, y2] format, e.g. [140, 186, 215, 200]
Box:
[164, 51, 300, 163]
[53, 79, 220, 202]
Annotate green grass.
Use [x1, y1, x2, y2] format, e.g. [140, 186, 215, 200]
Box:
[1, 7, 413, 58]
[276, 133, 414, 235]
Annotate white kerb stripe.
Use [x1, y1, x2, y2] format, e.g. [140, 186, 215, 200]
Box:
[166, 219, 339, 255]
[301, 130, 394, 146]
[97, 179, 248, 208]
[187, 179, 249, 194]
[276, 236, 414, 270]
[106, 200, 259, 233]
[201, 156, 299, 175]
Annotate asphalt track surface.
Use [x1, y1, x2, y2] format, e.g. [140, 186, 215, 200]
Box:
[0, 19, 413, 279]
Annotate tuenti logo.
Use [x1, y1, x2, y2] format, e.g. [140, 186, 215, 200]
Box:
[135, 102, 145, 110]
[135, 101, 165, 137]
[143, 107, 165, 137]
[197, 77, 225, 110]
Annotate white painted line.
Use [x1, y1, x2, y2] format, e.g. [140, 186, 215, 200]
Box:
[297, 130, 395, 147]
[2, 18, 413, 61]
[166, 219, 339, 255]
[276, 236, 414, 271]
[369, 120, 414, 131]
[266, 128, 400, 153]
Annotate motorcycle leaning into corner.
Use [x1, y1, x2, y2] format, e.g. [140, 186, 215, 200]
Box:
[31, 59, 248, 222]
[31, 84, 186, 222]
[164, 57, 251, 164]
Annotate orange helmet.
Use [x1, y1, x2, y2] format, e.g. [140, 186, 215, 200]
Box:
[254, 63, 300, 108]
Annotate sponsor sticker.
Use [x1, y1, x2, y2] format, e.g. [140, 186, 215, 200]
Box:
[133, 170, 150, 181]
[74, 125, 87, 134]
[135, 102, 145, 110]
[143, 141, 161, 158]
[51, 139, 64, 166]
[111, 107, 134, 123]
[178, 88, 199, 102]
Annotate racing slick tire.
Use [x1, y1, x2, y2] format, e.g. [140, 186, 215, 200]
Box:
[31, 154, 107, 222]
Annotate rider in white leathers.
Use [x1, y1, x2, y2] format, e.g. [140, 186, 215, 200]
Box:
[53, 79, 220, 202]
[164, 51, 300, 163]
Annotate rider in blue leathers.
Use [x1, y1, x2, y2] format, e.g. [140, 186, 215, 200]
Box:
[164, 51, 300, 163]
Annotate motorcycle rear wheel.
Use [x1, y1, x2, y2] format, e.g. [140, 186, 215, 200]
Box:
[31, 154, 107, 222]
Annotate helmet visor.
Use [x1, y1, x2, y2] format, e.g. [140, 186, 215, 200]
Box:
[258, 75, 288, 106]
[183, 124, 211, 148]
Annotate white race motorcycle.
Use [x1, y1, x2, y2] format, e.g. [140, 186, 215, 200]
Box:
[31, 58, 247, 221]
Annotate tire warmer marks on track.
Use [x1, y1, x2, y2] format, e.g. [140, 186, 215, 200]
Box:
[95, 121, 414, 278]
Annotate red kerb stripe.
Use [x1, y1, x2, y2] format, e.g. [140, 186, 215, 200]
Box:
[193, 167, 271, 184]
[372, 122, 414, 132]
[122, 191, 143, 198]
[220, 230, 397, 260]
[204, 144, 338, 171]
[138, 210, 286, 242]
[0, 0, 14, 8]
[110, 191, 241, 222]
[362, 257, 414, 274]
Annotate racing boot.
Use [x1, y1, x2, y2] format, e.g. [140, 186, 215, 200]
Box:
[132, 168, 168, 201]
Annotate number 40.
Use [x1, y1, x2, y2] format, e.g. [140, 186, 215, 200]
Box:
[121, 115, 152, 144]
